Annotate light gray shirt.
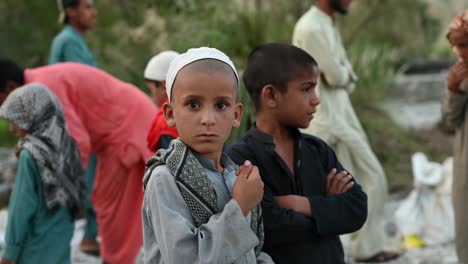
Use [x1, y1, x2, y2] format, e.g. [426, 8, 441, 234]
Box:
[142, 153, 273, 264]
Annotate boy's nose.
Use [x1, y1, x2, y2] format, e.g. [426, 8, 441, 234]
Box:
[310, 93, 320, 106]
[201, 109, 216, 126]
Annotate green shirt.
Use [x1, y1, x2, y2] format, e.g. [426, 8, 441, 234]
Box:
[48, 25, 96, 66]
[3, 150, 74, 264]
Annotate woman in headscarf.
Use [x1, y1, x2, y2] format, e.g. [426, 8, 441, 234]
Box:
[0, 83, 85, 264]
[442, 9, 468, 264]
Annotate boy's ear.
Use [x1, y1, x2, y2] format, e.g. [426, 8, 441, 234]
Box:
[260, 84, 278, 108]
[163, 102, 176, 127]
[232, 102, 243, 128]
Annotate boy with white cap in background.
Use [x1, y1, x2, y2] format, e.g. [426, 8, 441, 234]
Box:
[144, 50, 180, 152]
[142, 47, 273, 263]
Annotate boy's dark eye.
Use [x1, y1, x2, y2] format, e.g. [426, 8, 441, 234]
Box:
[216, 102, 227, 110]
[187, 101, 200, 109]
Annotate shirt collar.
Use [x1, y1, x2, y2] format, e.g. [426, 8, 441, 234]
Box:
[65, 25, 84, 37]
[194, 152, 237, 173]
[248, 124, 303, 146]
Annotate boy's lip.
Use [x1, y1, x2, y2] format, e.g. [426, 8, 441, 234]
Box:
[197, 132, 218, 138]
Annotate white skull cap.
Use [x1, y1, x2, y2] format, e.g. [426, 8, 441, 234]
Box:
[165, 47, 239, 102]
[144, 50, 180, 81]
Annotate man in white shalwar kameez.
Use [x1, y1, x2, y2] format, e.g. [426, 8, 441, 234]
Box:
[293, 0, 399, 262]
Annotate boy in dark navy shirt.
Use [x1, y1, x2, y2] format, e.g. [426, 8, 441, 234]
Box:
[227, 43, 367, 264]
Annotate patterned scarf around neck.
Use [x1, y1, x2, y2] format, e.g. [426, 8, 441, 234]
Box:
[143, 139, 264, 255]
[0, 83, 85, 218]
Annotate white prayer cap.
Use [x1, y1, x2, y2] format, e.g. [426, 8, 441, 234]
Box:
[144, 50, 180, 81]
[165, 47, 239, 102]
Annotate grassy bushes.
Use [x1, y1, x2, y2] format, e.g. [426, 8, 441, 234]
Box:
[0, 120, 16, 148]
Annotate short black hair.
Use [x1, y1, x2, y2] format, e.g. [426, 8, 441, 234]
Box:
[0, 59, 24, 92]
[63, 0, 81, 24]
[243, 43, 318, 111]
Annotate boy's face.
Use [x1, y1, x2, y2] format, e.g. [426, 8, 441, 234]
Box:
[276, 67, 320, 128]
[145, 80, 167, 108]
[164, 67, 242, 160]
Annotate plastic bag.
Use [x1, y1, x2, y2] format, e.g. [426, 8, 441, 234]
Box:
[394, 152, 454, 246]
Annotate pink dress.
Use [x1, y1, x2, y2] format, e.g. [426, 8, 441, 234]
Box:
[25, 63, 157, 264]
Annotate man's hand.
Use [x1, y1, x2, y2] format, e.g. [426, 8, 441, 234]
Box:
[232, 160, 264, 216]
[448, 62, 468, 93]
[274, 195, 312, 217]
[326, 168, 354, 196]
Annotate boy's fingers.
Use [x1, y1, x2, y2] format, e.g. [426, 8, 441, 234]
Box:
[237, 164, 253, 180]
[337, 174, 352, 192]
[335, 171, 351, 190]
[244, 160, 252, 166]
[326, 168, 336, 188]
[329, 170, 345, 189]
[341, 181, 354, 193]
[247, 166, 260, 180]
[330, 170, 349, 192]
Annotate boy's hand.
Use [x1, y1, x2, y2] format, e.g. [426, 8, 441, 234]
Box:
[448, 62, 468, 93]
[326, 168, 354, 196]
[232, 160, 264, 216]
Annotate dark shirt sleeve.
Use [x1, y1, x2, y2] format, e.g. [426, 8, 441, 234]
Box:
[227, 142, 319, 246]
[158, 135, 175, 150]
[306, 139, 367, 235]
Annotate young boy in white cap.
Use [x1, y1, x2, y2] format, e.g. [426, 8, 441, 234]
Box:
[142, 47, 273, 263]
[144, 51, 180, 152]
[144, 50, 179, 108]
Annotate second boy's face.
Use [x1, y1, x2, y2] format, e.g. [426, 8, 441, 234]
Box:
[145, 80, 167, 108]
[277, 67, 320, 128]
[165, 69, 242, 160]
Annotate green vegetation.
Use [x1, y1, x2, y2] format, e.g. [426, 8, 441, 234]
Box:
[0, 0, 459, 192]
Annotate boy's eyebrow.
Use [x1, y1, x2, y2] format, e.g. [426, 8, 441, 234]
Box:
[214, 95, 234, 101]
[181, 94, 234, 101]
[182, 94, 203, 100]
[301, 81, 317, 86]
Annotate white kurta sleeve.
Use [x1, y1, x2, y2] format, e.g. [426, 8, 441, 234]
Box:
[142, 165, 260, 264]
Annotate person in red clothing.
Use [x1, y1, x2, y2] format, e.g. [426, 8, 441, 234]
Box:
[144, 51, 180, 151]
[0, 61, 157, 264]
